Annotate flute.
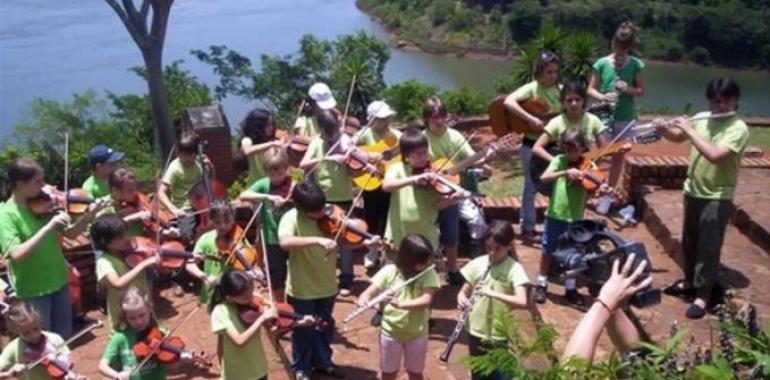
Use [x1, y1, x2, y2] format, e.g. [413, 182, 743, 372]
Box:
[343, 264, 436, 324]
[439, 265, 493, 363]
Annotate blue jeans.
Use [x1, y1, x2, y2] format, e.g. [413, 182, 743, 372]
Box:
[541, 216, 570, 256]
[288, 296, 336, 373]
[438, 204, 460, 247]
[28, 284, 72, 338]
[519, 144, 537, 232]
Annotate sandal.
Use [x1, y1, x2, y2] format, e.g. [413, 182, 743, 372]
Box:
[663, 279, 695, 299]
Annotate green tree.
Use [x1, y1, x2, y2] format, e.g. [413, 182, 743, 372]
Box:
[383, 80, 438, 123]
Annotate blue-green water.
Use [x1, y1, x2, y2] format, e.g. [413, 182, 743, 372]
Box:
[2, 0, 769, 138]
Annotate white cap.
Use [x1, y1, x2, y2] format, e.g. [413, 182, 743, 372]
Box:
[366, 100, 396, 120]
[308, 82, 337, 110]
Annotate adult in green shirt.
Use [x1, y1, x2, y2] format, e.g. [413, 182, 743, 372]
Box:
[82, 144, 124, 199]
[504, 51, 562, 244]
[0, 158, 105, 338]
[458, 221, 529, 380]
[587, 21, 645, 192]
[239, 108, 285, 187]
[658, 78, 749, 319]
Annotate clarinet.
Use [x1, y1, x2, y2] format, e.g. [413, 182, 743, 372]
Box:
[439, 265, 492, 363]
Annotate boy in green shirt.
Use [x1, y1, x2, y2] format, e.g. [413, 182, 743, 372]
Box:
[535, 128, 613, 307]
[239, 146, 293, 303]
[458, 220, 529, 380]
[83, 144, 124, 199]
[658, 77, 749, 319]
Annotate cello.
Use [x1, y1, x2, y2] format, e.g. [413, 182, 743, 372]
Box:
[187, 140, 228, 238]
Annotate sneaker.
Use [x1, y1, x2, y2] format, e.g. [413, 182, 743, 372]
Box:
[685, 303, 706, 319]
[447, 271, 465, 286]
[534, 285, 548, 304]
[522, 229, 541, 245]
[565, 289, 586, 307]
[363, 249, 380, 270]
[316, 365, 346, 379]
[339, 287, 351, 297]
[370, 311, 382, 327]
[295, 371, 311, 380]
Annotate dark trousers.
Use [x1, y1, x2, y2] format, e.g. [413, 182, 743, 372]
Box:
[288, 295, 336, 373]
[468, 335, 508, 380]
[362, 188, 390, 237]
[681, 194, 733, 301]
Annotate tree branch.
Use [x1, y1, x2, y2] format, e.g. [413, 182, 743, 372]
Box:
[122, 0, 148, 38]
[139, 0, 150, 21]
[149, 0, 173, 52]
[104, 0, 147, 49]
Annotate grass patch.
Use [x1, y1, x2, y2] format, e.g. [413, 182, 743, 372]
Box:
[748, 127, 770, 150]
[479, 157, 525, 198]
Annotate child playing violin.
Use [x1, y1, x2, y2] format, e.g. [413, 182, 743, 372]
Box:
[92, 213, 157, 331]
[278, 180, 362, 380]
[458, 221, 529, 380]
[356, 234, 439, 380]
[535, 128, 613, 307]
[0, 158, 106, 338]
[99, 286, 200, 380]
[299, 109, 366, 296]
[0, 301, 84, 380]
[240, 108, 287, 186]
[210, 270, 278, 380]
[157, 132, 212, 241]
[82, 144, 124, 199]
[185, 200, 263, 305]
[238, 147, 292, 303]
[382, 127, 470, 262]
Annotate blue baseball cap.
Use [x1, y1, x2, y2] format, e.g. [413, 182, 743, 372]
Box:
[88, 144, 125, 166]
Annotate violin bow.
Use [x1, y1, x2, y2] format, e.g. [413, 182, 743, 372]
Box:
[152, 144, 177, 245]
[63, 131, 69, 202]
[24, 320, 102, 371]
[129, 305, 201, 377]
[434, 130, 479, 174]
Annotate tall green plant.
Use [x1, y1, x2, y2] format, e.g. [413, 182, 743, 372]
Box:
[562, 32, 601, 84]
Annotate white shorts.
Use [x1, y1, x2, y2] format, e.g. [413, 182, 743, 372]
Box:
[379, 332, 429, 374]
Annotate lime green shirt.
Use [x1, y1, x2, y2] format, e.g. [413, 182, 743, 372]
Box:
[355, 126, 402, 146]
[545, 155, 589, 222]
[242, 136, 268, 187]
[0, 202, 68, 298]
[511, 80, 563, 140]
[371, 264, 439, 341]
[247, 177, 289, 245]
[101, 329, 165, 380]
[98, 204, 145, 237]
[0, 332, 68, 380]
[278, 208, 338, 299]
[294, 115, 320, 138]
[303, 136, 354, 202]
[684, 113, 749, 200]
[82, 174, 110, 199]
[96, 253, 151, 331]
[461, 255, 530, 341]
[192, 230, 224, 305]
[161, 158, 203, 208]
[593, 55, 645, 121]
[383, 162, 443, 248]
[211, 303, 268, 380]
[544, 113, 606, 147]
[425, 128, 475, 164]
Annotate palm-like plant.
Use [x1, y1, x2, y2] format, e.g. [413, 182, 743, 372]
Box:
[562, 32, 601, 84]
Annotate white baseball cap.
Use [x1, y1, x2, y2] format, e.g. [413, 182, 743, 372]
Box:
[308, 82, 337, 110]
[366, 100, 396, 120]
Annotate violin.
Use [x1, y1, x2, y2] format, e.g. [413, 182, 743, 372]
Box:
[216, 225, 263, 275]
[412, 158, 465, 197]
[317, 204, 391, 249]
[28, 185, 94, 216]
[123, 237, 197, 270]
[117, 193, 173, 235]
[22, 335, 83, 380]
[238, 295, 327, 331]
[133, 326, 212, 368]
[567, 156, 611, 194]
[286, 134, 310, 167]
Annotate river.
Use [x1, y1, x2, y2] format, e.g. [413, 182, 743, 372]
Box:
[2, 0, 769, 138]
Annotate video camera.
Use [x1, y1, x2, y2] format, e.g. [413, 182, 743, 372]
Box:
[549, 219, 661, 308]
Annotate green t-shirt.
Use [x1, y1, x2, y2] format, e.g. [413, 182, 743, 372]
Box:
[294, 115, 320, 138]
[0, 202, 68, 298]
[684, 113, 749, 200]
[593, 55, 645, 121]
[278, 208, 338, 299]
[82, 174, 110, 199]
[96, 253, 151, 331]
[247, 177, 290, 245]
[461, 255, 530, 341]
[161, 158, 203, 209]
[383, 162, 443, 248]
[545, 155, 589, 222]
[192, 230, 224, 305]
[98, 204, 145, 237]
[303, 136, 354, 202]
[0, 332, 68, 380]
[211, 303, 268, 380]
[242, 136, 268, 187]
[544, 113, 606, 147]
[371, 264, 439, 341]
[355, 126, 402, 146]
[425, 128, 475, 164]
[511, 80, 563, 140]
[102, 329, 165, 380]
